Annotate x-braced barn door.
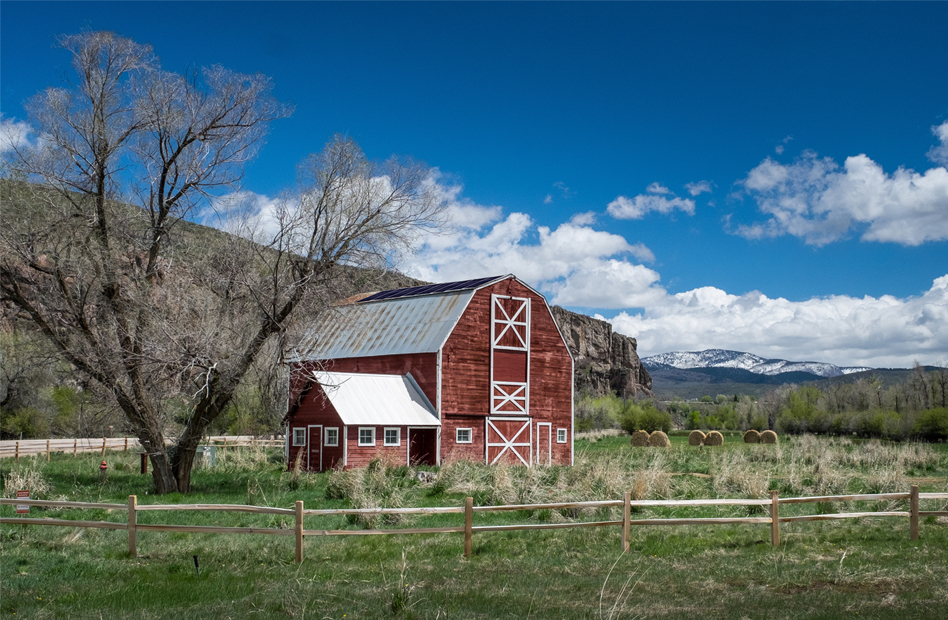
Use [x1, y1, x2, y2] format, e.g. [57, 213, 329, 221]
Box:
[486, 417, 532, 465]
[490, 294, 530, 415]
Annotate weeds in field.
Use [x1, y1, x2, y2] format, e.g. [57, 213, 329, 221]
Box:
[2, 456, 50, 498]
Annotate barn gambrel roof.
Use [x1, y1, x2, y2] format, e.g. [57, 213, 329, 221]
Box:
[290, 275, 517, 362]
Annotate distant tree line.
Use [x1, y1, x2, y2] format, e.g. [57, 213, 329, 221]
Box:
[575, 364, 948, 442]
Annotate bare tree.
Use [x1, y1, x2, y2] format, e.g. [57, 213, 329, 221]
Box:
[1, 32, 444, 493]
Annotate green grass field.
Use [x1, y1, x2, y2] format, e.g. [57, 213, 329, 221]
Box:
[2, 434, 947, 619]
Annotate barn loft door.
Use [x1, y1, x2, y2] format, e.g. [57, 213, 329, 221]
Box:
[491, 295, 530, 415]
[486, 417, 532, 465]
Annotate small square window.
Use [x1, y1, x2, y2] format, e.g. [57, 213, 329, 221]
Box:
[557, 428, 567, 444]
[324, 427, 339, 447]
[384, 427, 400, 446]
[358, 427, 375, 446]
[292, 428, 306, 446]
[456, 428, 472, 444]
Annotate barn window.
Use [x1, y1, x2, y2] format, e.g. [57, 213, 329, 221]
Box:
[456, 428, 472, 443]
[557, 428, 567, 443]
[292, 428, 306, 446]
[384, 427, 400, 446]
[358, 427, 375, 446]
[324, 427, 339, 447]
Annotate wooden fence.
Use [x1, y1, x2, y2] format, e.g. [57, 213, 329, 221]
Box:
[2, 488, 946, 562]
[0, 436, 282, 461]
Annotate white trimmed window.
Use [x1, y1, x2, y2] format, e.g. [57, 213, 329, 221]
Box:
[358, 427, 375, 446]
[384, 427, 400, 446]
[292, 427, 306, 446]
[324, 427, 339, 447]
[557, 428, 568, 443]
[456, 428, 472, 444]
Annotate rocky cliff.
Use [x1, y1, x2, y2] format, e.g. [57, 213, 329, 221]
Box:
[550, 306, 652, 398]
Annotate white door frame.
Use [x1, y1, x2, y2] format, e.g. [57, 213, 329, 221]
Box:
[307, 424, 323, 471]
[536, 422, 551, 466]
[486, 417, 532, 466]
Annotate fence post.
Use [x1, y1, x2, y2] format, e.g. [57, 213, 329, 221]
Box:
[101, 437, 107, 457]
[770, 490, 780, 547]
[622, 491, 631, 552]
[124, 437, 128, 452]
[15, 441, 19, 463]
[295, 500, 304, 563]
[73, 439, 77, 455]
[47, 439, 51, 462]
[128, 495, 138, 557]
[464, 497, 474, 557]
[910, 485, 919, 541]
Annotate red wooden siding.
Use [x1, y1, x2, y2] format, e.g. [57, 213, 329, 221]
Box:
[287, 387, 344, 471]
[345, 425, 411, 469]
[492, 349, 527, 382]
[294, 353, 438, 408]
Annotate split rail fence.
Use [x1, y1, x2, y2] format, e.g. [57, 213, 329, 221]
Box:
[2, 488, 946, 562]
[0, 436, 282, 461]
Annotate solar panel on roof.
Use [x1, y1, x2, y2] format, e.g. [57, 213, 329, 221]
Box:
[358, 275, 505, 303]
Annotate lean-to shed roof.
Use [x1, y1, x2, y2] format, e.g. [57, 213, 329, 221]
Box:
[314, 371, 439, 426]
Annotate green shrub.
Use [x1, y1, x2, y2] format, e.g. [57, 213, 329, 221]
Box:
[620, 402, 671, 434]
[914, 407, 948, 441]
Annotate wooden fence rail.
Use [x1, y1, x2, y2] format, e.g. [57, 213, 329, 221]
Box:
[2, 487, 946, 563]
[0, 436, 283, 460]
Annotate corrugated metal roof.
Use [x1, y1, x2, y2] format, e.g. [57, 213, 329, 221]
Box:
[313, 371, 440, 426]
[290, 290, 474, 361]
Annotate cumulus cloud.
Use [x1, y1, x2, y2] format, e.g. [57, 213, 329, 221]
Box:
[928, 120, 948, 166]
[735, 142, 948, 246]
[684, 180, 713, 196]
[0, 116, 34, 155]
[201, 173, 946, 368]
[646, 182, 670, 194]
[606, 275, 948, 368]
[607, 193, 696, 220]
[569, 211, 598, 226]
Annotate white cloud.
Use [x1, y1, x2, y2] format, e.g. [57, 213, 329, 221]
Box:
[684, 180, 713, 196]
[199, 170, 946, 369]
[543, 194, 553, 204]
[569, 211, 598, 226]
[646, 182, 670, 194]
[928, 120, 948, 166]
[0, 116, 34, 155]
[736, 145, 948, 246]
[607, 193, 696, 220]
[607, 275, 948, 369]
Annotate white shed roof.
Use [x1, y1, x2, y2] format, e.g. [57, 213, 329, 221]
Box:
[312, 371, 440, 427]
[290, 290, 475, 361]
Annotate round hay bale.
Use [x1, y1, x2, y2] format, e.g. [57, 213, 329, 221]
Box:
[688, 430, 706, 446]
[630, 430, 649, 447]
[704, 430, 724, 446]
[743, 429, 761, 444]
[760, 430, 779, 444]
[647, 431, 671, 447]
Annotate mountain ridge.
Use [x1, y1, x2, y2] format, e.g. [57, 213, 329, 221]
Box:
[642, 348, 872, 378]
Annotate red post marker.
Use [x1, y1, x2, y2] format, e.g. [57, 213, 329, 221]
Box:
[100, 461, 108, 471]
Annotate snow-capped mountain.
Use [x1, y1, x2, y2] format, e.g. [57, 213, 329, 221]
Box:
[642, 349, 872, 378]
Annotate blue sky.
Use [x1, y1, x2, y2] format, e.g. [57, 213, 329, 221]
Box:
[2, 1, 947, 368]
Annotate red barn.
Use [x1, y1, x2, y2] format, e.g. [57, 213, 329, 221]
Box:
[284, 274, 574, 470]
